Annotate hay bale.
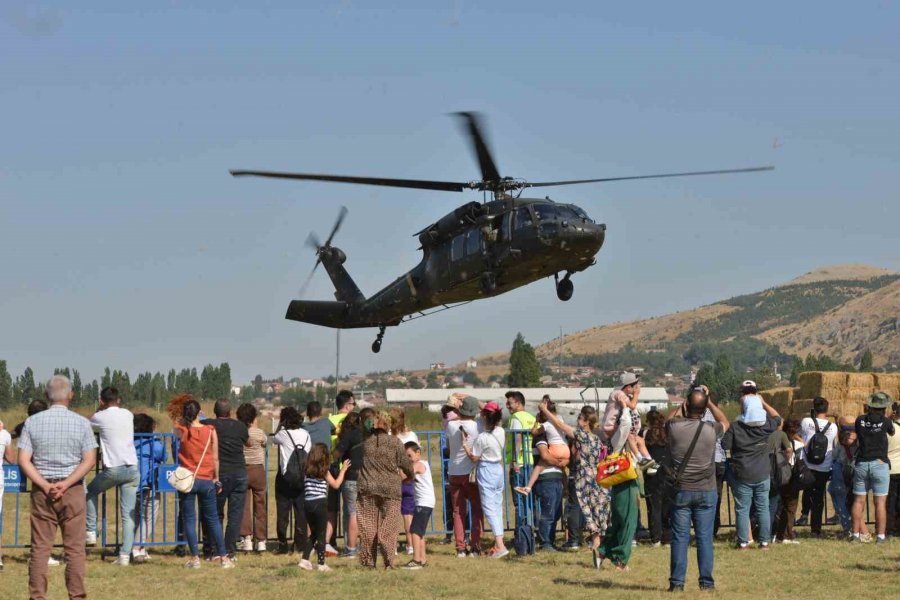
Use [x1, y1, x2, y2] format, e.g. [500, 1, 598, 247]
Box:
[792, 387, 803, 399]
[797, 372, 848, 399]
[769, 388, 794, 416]
[790, 398, 815, 419]
[846, 372, 875, 388]
[818, 385, 849, 404]
[874, 374, 900, 400]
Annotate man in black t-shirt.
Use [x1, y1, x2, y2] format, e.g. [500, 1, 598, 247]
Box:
[851, 392, 896, 543]
[203, 399, 249, 557]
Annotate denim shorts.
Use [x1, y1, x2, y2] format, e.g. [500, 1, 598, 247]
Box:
[410, 506, 433, 536]
[852, 460, 890, 497]
[341, 480, 358, 515]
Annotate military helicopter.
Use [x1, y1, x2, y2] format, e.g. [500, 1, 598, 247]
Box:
[231, 113, 771, 353]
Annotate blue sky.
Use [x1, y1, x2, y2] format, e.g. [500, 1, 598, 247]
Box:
[2, 1, 898, 384]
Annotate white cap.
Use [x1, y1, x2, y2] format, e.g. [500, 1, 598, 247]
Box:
[741, 380, 757, 389]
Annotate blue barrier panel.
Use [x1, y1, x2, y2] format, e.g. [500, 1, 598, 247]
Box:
[3, 465, 26, 493]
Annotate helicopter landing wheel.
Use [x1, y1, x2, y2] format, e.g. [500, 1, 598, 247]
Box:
[556, 274, 574, 301]
[372, 326, 386, 353]
[481, 271, 497, 295]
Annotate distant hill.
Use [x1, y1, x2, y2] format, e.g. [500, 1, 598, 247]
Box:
[475, 264, 900, 370]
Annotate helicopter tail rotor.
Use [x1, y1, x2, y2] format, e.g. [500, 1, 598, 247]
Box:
[297, 206, 349, 298]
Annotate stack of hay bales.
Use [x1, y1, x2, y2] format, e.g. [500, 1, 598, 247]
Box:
[762, 371, 899, 420]
[875, 373, 900, 404]
[760, 387, 796, 416]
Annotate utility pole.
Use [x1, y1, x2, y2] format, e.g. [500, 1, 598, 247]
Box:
[334, 329, 341, 410]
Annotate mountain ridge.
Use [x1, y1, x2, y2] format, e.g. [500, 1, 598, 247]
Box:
[474, 264, 900, 369]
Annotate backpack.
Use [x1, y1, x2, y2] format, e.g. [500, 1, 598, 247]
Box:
[770, 449, 793, 489]
[513, 522, 535, 556]
[281, 430, 308, 490]
[792, 457, 815, 489]
[804, 413, 832, 466]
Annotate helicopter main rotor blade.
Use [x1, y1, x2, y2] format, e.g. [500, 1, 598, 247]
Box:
[523, 166, 774, 188]
[454, 112, 501, 184]
[230, 170, 466, 192]
[324, 206, 348, 247]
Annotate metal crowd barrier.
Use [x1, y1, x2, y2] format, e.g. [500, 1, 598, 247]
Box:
[0, 428, 872, 550]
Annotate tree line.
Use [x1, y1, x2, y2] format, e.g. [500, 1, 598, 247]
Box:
[0, 360, 232, 410]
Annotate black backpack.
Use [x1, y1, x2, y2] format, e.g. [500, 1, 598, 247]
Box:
[282, 430, 308, 490]
[805, 413, 832, 466]
[792, 457, 815, 489]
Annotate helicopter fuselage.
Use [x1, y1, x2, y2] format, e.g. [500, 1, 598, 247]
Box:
[285, 196, 605, 329]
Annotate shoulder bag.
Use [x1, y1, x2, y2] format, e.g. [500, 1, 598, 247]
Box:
[167, 426, 212, 494]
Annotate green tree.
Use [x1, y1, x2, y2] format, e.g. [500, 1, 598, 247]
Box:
[253, 374, 263, 397]
[426, 371, 440, 389]
[72, 369, 83, 406]
[166, 369, 177, 393]
[17, 367, 36, 403]
[789, 357, 803, 387]
[462, 371, 483, 386]
[508, 333, 541, 387]
[0, 360, 12, 409]
[859, 350, 874, 372]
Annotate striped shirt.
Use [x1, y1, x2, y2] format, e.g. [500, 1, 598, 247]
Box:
[244, 427, 267, 465]
[17, 405, 97, 480]
[304, 477, 328, 501]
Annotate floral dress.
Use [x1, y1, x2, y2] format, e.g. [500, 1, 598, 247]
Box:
[572, 427, 611, 535]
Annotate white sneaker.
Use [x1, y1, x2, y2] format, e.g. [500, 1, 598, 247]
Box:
[113, 555, 130, 566]
[317, 564, 332, 572]
[324, 544, 338, 557]
[297, 558, 314, 571]
[406, 545, 415, 555]
[47, 556, 61, 566]
[256, 541, 267, 552]
[85, 532, 97, 545]
[239, 536, 253, 552]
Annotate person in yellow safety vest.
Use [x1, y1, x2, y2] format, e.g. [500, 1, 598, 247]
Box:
[325, 390, 356, 555]
[505, 391, 535, 530]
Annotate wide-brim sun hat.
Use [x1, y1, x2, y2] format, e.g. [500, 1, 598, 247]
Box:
[458, 395, 480, 417]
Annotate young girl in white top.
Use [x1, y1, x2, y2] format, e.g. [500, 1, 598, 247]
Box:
[299, 443, 350, 572]
[464, 402, 508, 558]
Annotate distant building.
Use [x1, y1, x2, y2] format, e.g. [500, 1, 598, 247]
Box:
[430, 362, 446, 370]
[230, 385, 242, 396]
[466, 358, 478, 369]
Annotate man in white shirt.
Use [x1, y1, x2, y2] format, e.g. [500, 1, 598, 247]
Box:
[798, 396, 837, 537]
[85, 387, 140, 565]
[446, 395, 483, 557]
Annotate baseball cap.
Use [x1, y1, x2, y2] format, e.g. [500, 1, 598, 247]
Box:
[483, 401, 501, 413]
[619, 372, 640, 387]
[741, 380, 757, 389]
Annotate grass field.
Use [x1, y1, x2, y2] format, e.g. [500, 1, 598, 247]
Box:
[1, 531, 898, 599]
[4, 402, 894, 598]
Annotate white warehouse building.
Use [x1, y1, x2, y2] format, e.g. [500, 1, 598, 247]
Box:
[385, 387, 671, 425]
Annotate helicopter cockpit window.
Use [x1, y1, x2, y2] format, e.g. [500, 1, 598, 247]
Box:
[556, 206, 580, 221]
[571, 205, 593, 223]
[514, 207, 533, 230]
[451, 233, 465, 262]
[466, 228, 481, 256]
[532, 204, 558, 221]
